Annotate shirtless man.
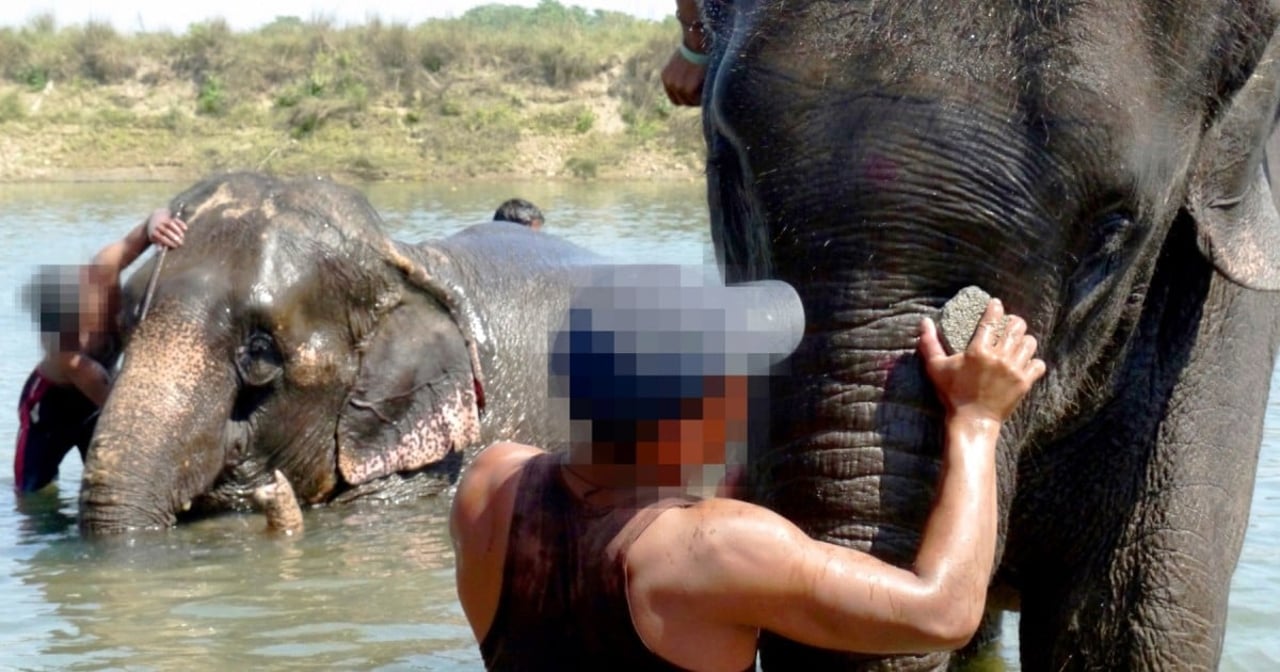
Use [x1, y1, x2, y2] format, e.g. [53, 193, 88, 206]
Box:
[14, 208, 186, 493]
[451, 267, 1045, 671]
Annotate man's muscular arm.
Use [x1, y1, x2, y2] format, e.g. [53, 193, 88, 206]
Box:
[450, 442, 546, 643]
[68, 208, 187, 404]
[665, 300, 1045, 653]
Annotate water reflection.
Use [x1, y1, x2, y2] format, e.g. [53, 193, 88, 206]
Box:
[20, 500, 471, 670]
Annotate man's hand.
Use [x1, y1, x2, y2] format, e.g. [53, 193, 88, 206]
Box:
[663, 0, 709, 107]
[145, 208, 187, 249]
[918, 299, 1045, 424]
[662, 48, 707, 106]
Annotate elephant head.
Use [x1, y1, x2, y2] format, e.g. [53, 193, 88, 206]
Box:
[702, 1, 1280, 669]
[79, 172, 486, 534]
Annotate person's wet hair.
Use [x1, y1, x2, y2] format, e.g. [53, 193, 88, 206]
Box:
[494, 198, 544, 228]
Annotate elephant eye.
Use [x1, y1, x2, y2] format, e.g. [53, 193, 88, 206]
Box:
[236, 331, 283, 387]
[1094, 211, 1134, 257]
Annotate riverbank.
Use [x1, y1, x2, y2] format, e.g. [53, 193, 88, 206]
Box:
[0, 3, 706, 183]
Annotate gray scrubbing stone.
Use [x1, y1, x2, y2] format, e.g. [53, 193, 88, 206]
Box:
[938, 286, 1008, 355]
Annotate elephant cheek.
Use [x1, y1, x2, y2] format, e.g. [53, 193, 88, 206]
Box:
[336, 386, 481, 486]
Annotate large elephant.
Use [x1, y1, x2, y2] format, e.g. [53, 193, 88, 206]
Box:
[701, 1, 1280, 670]
[79, 172, 602, 534]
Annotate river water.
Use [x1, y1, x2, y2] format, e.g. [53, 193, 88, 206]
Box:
[0, 180, 1275, 670]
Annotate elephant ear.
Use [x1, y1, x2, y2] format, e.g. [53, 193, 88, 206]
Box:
[1186, 31, 1280, 290]
[334, 242, 487, 486]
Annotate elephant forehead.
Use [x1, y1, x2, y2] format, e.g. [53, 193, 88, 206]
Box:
[188, 182, 256, 221]
[241, 230, 309, 311]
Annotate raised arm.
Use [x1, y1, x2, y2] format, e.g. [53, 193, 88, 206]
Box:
[89, 208, 186, 278]
[64, 208, 187, 404]
[668, 300, 1044, 654]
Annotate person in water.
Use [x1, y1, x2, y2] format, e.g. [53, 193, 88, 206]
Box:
[493, 198, 545, 230]
[14, 207, 186, 493]
[451, 265, 1045, 670]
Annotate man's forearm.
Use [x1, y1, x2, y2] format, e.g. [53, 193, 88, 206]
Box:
[91, 221, 151, 274]
[910, 415, 1001, 626]
[675, 0, 707, 50]
[64, 353, 111, 406]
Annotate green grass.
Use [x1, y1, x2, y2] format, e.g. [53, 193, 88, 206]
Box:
[0, 1, 705, 181]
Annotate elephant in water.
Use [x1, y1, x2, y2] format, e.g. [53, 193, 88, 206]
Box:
[78, 172, 603, 534]
[699, 0, 1280, 670]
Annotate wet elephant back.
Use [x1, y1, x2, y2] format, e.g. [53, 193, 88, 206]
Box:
[422, 222, 608, 449]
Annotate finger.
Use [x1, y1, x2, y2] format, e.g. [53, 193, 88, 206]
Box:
[970, 299, 1004, 353]
[1015, 334, 1038, 367]
[1005, 314, 1027, 341]
[917, 317, 947, 362]
[1025, 357, 1047, 383]
[1001, 315, 1027, 354]
[662, 70, 679, 104]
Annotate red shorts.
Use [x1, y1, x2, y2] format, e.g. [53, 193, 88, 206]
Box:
[14, 368, 97, 493]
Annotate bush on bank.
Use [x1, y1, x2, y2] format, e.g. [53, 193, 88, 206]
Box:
[0, 0, 705, 181]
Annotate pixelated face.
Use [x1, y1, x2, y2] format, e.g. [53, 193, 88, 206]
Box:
[27, 263, 115, 354]
[582, 375, 751, 487]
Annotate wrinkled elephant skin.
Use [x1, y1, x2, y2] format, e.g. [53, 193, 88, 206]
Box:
[702, 1, 1280, 670]
[80, 172, 602, 535]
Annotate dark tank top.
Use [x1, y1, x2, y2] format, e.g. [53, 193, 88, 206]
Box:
[479, 453, 753, 671]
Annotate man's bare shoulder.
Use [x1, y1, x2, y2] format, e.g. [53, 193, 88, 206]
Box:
[467, 441, 545, 481]
[637, 495, 810, 589]
[683, 496, 807, 553]
[450, 442, 544, 548]
[450, 442, 548, 641]
[628, 495, 816, 640]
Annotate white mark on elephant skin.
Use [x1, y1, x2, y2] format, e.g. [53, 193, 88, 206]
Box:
[188, 184, 234, 221]
[289, 333, 340, 388]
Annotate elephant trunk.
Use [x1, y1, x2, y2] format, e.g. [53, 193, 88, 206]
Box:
[79, 315, 235, 535]
[756, 315, 949, 564]
[754, 304, 987, 671]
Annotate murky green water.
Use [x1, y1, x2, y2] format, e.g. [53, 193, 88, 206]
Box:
[0, 180, 1275, 670]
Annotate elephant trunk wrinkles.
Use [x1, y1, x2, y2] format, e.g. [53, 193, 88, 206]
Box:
[755, 316, 964, 672]
[80, 316, 235, 535]
[755, 305, 957, 564]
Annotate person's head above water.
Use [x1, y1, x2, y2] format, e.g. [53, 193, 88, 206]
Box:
[21, 264, 87, 354]
[493, 198, 544, 230]
[548, 264, 805, 485]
